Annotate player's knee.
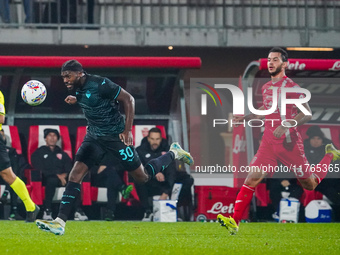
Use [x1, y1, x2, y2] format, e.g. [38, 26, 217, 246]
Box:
[244, 171, 265, 187]
[68, 163, 88, 183]
[244, 178, 259, 187]
[130, 165, 149, 184]
[68, 175, 82, 183]
[134, 174, 148, 184]
[302, 184, 314, 191]
[0, 167, 16, 183]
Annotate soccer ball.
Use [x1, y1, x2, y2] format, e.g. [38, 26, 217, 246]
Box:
[21, 80, 47, 106]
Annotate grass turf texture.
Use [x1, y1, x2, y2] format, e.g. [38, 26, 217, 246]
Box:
[0, 221, 339, 255]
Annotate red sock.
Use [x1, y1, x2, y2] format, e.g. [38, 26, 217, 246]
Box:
[314, 153, 333, 184]
[233, 184, 255, 225]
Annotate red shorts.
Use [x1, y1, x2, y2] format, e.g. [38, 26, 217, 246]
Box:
[250, 135, 311, 179]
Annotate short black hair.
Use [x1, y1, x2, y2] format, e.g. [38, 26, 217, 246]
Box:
[61, 60, 83, 72]
[148, 127, 162, 136]
[269, 47, 288, 62]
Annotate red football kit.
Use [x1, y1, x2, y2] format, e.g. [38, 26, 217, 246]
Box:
[250, 76, 311, 179]
[232, 76, 334, 226]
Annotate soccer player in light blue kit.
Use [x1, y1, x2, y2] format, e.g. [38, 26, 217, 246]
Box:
[35, 60, 193, 235]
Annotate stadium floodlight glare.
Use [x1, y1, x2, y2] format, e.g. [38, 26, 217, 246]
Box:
[286, 47, 334, 51]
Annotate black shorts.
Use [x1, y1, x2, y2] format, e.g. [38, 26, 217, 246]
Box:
[75, 134, 141, 171]
[0, 139, 11, 171]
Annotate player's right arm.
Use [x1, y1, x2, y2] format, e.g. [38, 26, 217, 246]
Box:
[233, 105, 266, 122]
[64, 95, 77, 105]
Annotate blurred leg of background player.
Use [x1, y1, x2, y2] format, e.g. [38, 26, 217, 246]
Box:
[0, 167, 39, 222]
[218, 144, 340, 235]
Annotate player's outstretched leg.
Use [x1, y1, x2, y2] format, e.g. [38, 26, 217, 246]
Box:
[36, 219, 65, 235]
[325, 144, 340, 161]
[170, 142, 194, 166]
[35, 162, 88, 235]
[35, 181, 81, 235]
[217, 214, 239, 235]
[8, 176, 40, 222]
[310, 144, 339, 186]
[143, 142, 194, 180]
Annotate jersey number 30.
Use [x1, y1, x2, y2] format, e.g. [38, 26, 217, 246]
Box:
[119, 147, 134, 161]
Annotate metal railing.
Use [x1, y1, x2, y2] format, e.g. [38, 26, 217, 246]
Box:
[1, 0, 339, 31]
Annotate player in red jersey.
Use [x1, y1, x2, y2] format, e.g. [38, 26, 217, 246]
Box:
[217, 47, 340, 234]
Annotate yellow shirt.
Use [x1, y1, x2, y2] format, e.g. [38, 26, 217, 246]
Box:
[0, 90, 5, 131]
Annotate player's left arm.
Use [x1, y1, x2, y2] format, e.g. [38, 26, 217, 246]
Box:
[116, 88, 135, 146]
[273, 102, 312, 138]
[65, 95, 77, 105]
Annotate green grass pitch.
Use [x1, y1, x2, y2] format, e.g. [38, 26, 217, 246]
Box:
[0, 221, 339, 255]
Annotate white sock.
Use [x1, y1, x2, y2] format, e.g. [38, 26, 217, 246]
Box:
[170, 149, 178, 159]
[54, 217, 66, 228]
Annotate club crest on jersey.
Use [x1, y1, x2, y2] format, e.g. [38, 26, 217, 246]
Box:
[86, 90, 91, 98]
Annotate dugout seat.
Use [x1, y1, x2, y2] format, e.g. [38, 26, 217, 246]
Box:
[26, 125, 73, 205]
[28, 125, 72, 164]
[75, 125, 167, 205]
[132, 125, 167, 148]
[2, 125, 22, 155]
